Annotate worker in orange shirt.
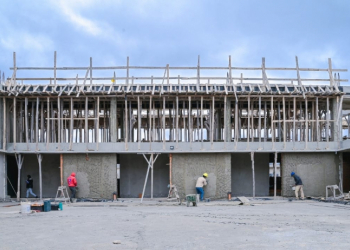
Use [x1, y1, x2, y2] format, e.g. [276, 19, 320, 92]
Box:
[67, 172, 77, 201]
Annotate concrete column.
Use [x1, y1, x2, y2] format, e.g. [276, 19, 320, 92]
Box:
[225, 98, 232, 142]
[110, 98, 117, 142]
[0, 153, 6, 199]
[331, 98, 339, 142]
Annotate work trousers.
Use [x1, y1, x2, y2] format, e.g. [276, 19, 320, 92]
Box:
[69, 187, 76, 198]
[295, 185, 305, 199]
[196, 187, 204, 201]
[26, 188, 37, 198]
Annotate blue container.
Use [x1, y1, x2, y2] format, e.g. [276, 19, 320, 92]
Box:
[58, 202, 63, 211]
[44, 200, 51, 212]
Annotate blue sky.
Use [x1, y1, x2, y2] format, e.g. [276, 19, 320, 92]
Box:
[0, 0, 349, 84]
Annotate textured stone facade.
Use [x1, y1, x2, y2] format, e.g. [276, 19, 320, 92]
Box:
[172, 153, 231, 199]
[63, 154, 117, 199]
[281, 153, 339, 197]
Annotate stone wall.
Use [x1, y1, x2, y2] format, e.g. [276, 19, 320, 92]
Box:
[281, 153, 339, 197]
[172, 153, 231, 199]
[63, 154, 117, 199]
[231, 153, 270, 196]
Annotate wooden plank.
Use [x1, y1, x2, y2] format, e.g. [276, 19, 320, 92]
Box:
[305, 97, 308, 148]
[247, 96, 250, 147]
[264, 101, 267, 142]
[258, 96, 261, 145]
[316, 97, 319, 144]
[211, 96, 214, 148]
[189, 96, 192, 144]
[293, 97, 296, 143]
[271, 96, 274, 146]
[149, 96, 152, 142]
[40, 101, 44, 143]
[235, 98, 238, 148]
[25, 97, 29, 147]
[326, 98, 329, 143]
[176, 96, 179, 146]
[58, 97, 61, 144]
[224, 95, 227, 143]
[125, 97, 128, 150]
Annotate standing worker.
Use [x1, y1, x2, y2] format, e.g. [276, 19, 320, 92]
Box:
[291, 172, 304, 200]
[196, 173, 208, 201]
[67, 172, 78, 201]
[26, 175, 38, 198]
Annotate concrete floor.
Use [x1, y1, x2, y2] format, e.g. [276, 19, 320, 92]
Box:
[1, 200, 350, 249]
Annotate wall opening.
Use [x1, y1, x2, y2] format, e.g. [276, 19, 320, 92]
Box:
[6, 155, 17, 198]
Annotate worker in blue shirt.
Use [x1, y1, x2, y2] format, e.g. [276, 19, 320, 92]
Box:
[291, 172, 304, 200]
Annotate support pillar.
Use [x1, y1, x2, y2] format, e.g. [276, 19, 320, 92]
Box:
[225, 98, 232, 142]
[110, 98, 118, 142]
[37, 154, 43, 200]
[15, 154, 24, 201]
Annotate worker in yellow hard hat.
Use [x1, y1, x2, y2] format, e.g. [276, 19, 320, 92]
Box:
[195, 173, 208, 201]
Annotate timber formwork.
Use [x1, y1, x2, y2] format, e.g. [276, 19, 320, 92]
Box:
[0, 54, 348, 154]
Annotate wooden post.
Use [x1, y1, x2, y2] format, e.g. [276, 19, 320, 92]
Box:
[13, 97, 16, 149]
[293, 97, 296, 144]
[54, 51, 57, 85]
[46, 97, 50, 146]
[247, 96, 250, 148]
[58, 97, 61, 144]
[224, 95, 227, 144]
[169, 153, 173, 186]
[283, 97, 286, 148]
[89, 57, 92, 86]
[138, 96, 141, 150]
[163, 96, 166, 149]
[201, 96, 203, 146]
[36, 97, 39, 150]
[125, 97, 128, 150]
[189, 96, 192, 145]
[176, 96, 179, 147]
[85, 97, 88, 146]
[264, 101, 267, 142]
[37, 154, 43, 200]
[60, 154, 63, 186]
[96, 96, 99, 150]
[305, 97, 308, 148]
[326, 98, 329, 143]
[274, 152, 277, 199]
[235, 98, 239, 148]
[251, 152, 255, 198]
[211, 96, 214, 148]
[15, 154, 24, 201]
[271, 96, 274, 147]
[151, 153, 154, 200]
[258, 96, 261, 145]
[25, 97, 29, 148]
[69, 98, 73, 150]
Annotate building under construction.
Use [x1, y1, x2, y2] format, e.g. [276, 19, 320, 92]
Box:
[1, 53, 350, 201]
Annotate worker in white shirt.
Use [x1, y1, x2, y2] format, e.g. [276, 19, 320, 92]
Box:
[195, 173, 208, 201]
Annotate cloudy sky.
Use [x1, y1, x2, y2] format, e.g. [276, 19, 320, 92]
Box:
[0, 0, 349, 84]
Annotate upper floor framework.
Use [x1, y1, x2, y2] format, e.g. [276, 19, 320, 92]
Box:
[0, 53, 348, 153]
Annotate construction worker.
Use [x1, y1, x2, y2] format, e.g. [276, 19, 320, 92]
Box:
[67, 172, 78, 201]
[196, 173, 208, 201]
[291, 172, 304, 200]
[26, 175, 38, 198]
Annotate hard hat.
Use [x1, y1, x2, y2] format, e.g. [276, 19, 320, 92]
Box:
[291, 172, 295, 176]
[203, 173, 208, 178]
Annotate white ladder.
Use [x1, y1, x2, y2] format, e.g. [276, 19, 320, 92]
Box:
[55, 186, 70, 204]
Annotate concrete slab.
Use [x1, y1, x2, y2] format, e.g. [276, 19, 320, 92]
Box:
[1, 200, 350, 249]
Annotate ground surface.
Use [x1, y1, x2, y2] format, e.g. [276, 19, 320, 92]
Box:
[0, 199, 350, 250]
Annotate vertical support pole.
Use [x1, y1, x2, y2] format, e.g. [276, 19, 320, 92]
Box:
[274, 152, 277, 199]
[264, 101, 267, 142]
[36, 97, 39, 150]
[283, 97, 286, 148]
[54, 51, 57, 85]
[46, 97, 50, 147]
[60, 154, 63, 186]
[326, 97, 330, 144]
[189, 96, 192, 146]
[176, 96, 179, 148]
[151, 153, 154, 200]
[85, 97, 88, 147]
[40, 102, 44, 143]
[211, 96, 214, 148]
[69, 98, 73, 150]
[258, 96, 261, 146]
[271, 96, 274, 148]
[126, 57, 129, 85]
[278, 101, 281, 142]
[339, 152, 343, 193]
[13, 97, 16, 149]
[169, 153, 172, 186]
[96, 97, 99, 150]
[37, 154, 42, 200]
[15, 154, 24, 201]
[316, 97, 319, 146]
[251, 152, 255, 198]
[58, 97, 61, 144]
[200, 96, 203, 146]
[149, 96, 152, 142]
[224, 95, 227, 144]
[163, 96, 166, 149]
[125, 96, 128, 150]
[89, 57, 92, 86]
[197, 55, 200, 90]
[247, 96, 250, 148]
[305, 97, 308, 149]
[25, 97, 29, 148]
[235, 98, 239, 148]
[293, 97, 296, 144]
[138, 96, 141, 150]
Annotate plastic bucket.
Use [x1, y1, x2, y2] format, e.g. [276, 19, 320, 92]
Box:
[21, 202, 31, 214]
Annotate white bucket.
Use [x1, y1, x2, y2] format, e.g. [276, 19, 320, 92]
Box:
[21, 202, 31, 214]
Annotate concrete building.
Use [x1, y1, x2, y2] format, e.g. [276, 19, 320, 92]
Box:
[0, 53, 349, 200]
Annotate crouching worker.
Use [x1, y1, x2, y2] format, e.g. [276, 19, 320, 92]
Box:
[291, 172, 304, 200]
[196, 173, 208, 201]
[67, 172, 77, 201]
